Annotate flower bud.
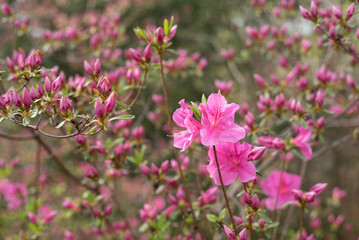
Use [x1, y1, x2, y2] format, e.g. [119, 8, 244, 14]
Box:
[304, 191, 316, 203]
[29, 86, 40, 101]
[6, 57, 14, 71]
[104, 205, 112, 216]
[0, 97, 5, 110]
[251, 194, 259, 209]
[299, 6, 311, 20]
[22, 88, 31, 109]
[160, 160, 169, 173]
[129, 48, 143, 63]
[332, 6, 342, 19]
[248, 146, 265, 161]
[309, 183, 327, 195]
[44, 77, 52, 93]
[346, 3, 355, 20]
[151, 163, 159, 175]
[84, 60, 93, 75]
[155, 27, 165, 43]
[75, 135, 87, 145]
[4, 91, 12, 106]
[254, 74, 266, 87]
[38, 83, 44, 96]
[28, 212, 38, 224]
[238, 229, 247, 240]
[315, 90, 325, 106]
[292, 189, 304, 202]
[94, 99, 105, 119]
[140, 164, 150, 176]
[94, 59, 101, 75]
[273, 138, 285, 149]
[346, 74, 356, 89]
[243, 192, 251, 205]
[144, 45, 152, 62]
[104, 91, 117, 113]
[97, 76, 112, 95]
[317, 117, 325, 129]
[92, 208, 101, 218]
[12, 89, 22, 108]
[310, 1, 318, 19]
[84, 164, 98, 179]
[258, 219, 266, 228]
[168, 25, 177, 41]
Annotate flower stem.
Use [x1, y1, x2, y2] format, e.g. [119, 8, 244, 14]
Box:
[212, 145, 238, 235]
[299, 206, 304, 240]
[159, 54, 205, 238]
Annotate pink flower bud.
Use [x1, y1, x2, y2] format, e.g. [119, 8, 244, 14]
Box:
[92, 208, 101, 218]
[198, 58, 207, 70]
[6, 57, 14, 71]
[104, 91, 117, 113]
[94, 99, 105, 119]
[221, 49, 235, 60]
[332, 6, 342, 19]
[151, 163, 159, 175]
[248, 146, 265, 161]
[243, 192, 252, 205]
[160, 160, 169, 173]
[273, 138, 285, 149]
[315, 90, 325, 106]
[28, 212, 38, 224]
[292, 189, 304, 201]
[93, 59, 101, 75]
[129, 48, 143, 63]
[309, 183, 327, 195]
[258, 219, 266, 228]
[144, 45, 152, 62]
[251, 194, 259, 209]
[44, 77, 52, 93]
[84, 164, 98, 179]
[168, 25, 177, 41]
[254, 74, 265, 87]
[140, 164, 150, 176]
[37, 83, 44, 96]
[238, 228, 247, 240]
[97, 76, 112, 95]
[317, 117, 325, 129]
[62, 200, 75, 209]
[4, 91, 12, 106]
[295, 101, 303, 114]
[22, 88, 31, 109]
[12, 89, 22, 108]
[44, 211, 57, 223]
[104, 205, 112, 216]
[75, 135, 87, 145]
[0, 97, 4, 110]
[299, 6, 311, 20]
[1, 3, 12, 15]
[223, 225, 236, 240]
[346, 74, 356, 89]
[155, 27, 165, 43]
[29, 86, 40, 101]
[245, 26, 259, 39]
[310, 1, 318, 19]
[346, 3, 355, 20]
[304, 191, 316, 203]
[84, 60, 93, 75]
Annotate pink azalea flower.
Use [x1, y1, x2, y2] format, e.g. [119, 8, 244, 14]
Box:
[172, 99, 202, 151]
[207, 142, 257, 186]
[199, 94, 245, 146]
[292, 127, 313, 159]
[260, 170, 301, 210]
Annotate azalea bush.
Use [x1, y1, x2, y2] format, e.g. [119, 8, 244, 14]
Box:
[0, 0, 358, 239]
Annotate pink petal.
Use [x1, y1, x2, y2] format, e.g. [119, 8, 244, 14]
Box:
[237, 162, 257, 183]
[219, 124, 246, 143]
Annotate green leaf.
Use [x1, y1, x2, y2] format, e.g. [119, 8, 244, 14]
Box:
[77, 114, 90, 119]
[0, 117, 4, 123]
[164, 19, 169, 36]
[266, 222, 280, 229]
[189, 101, 202, 119]
[256, 171, 263, 178]
[201, 94, 207, 103]
[219, 208, 226, 220]
[28, 223, 41, 233]
[258, 212, 272, 223]
[167, 49, 181, 56]
[87, 125, 99, 134]
[116, 101, 130, 110]
[22, 117, 30, 126]
[55, 120, 66, 129]
[109, 115, 135, 122]
[206, 214, 218, 223]
[134, 27, 148, 41]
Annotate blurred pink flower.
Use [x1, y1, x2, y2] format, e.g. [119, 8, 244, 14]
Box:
[260, 170, 301, 210]
[292, 127, 313, 159]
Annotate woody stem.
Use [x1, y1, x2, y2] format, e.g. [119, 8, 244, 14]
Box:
[213, 145, 238, 235]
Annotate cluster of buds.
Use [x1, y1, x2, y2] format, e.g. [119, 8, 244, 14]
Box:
[84, 59, 101, 80]
[292, 183, 327, 206]
[94, 91, 117, 125]
[134, 17, 177, 54]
